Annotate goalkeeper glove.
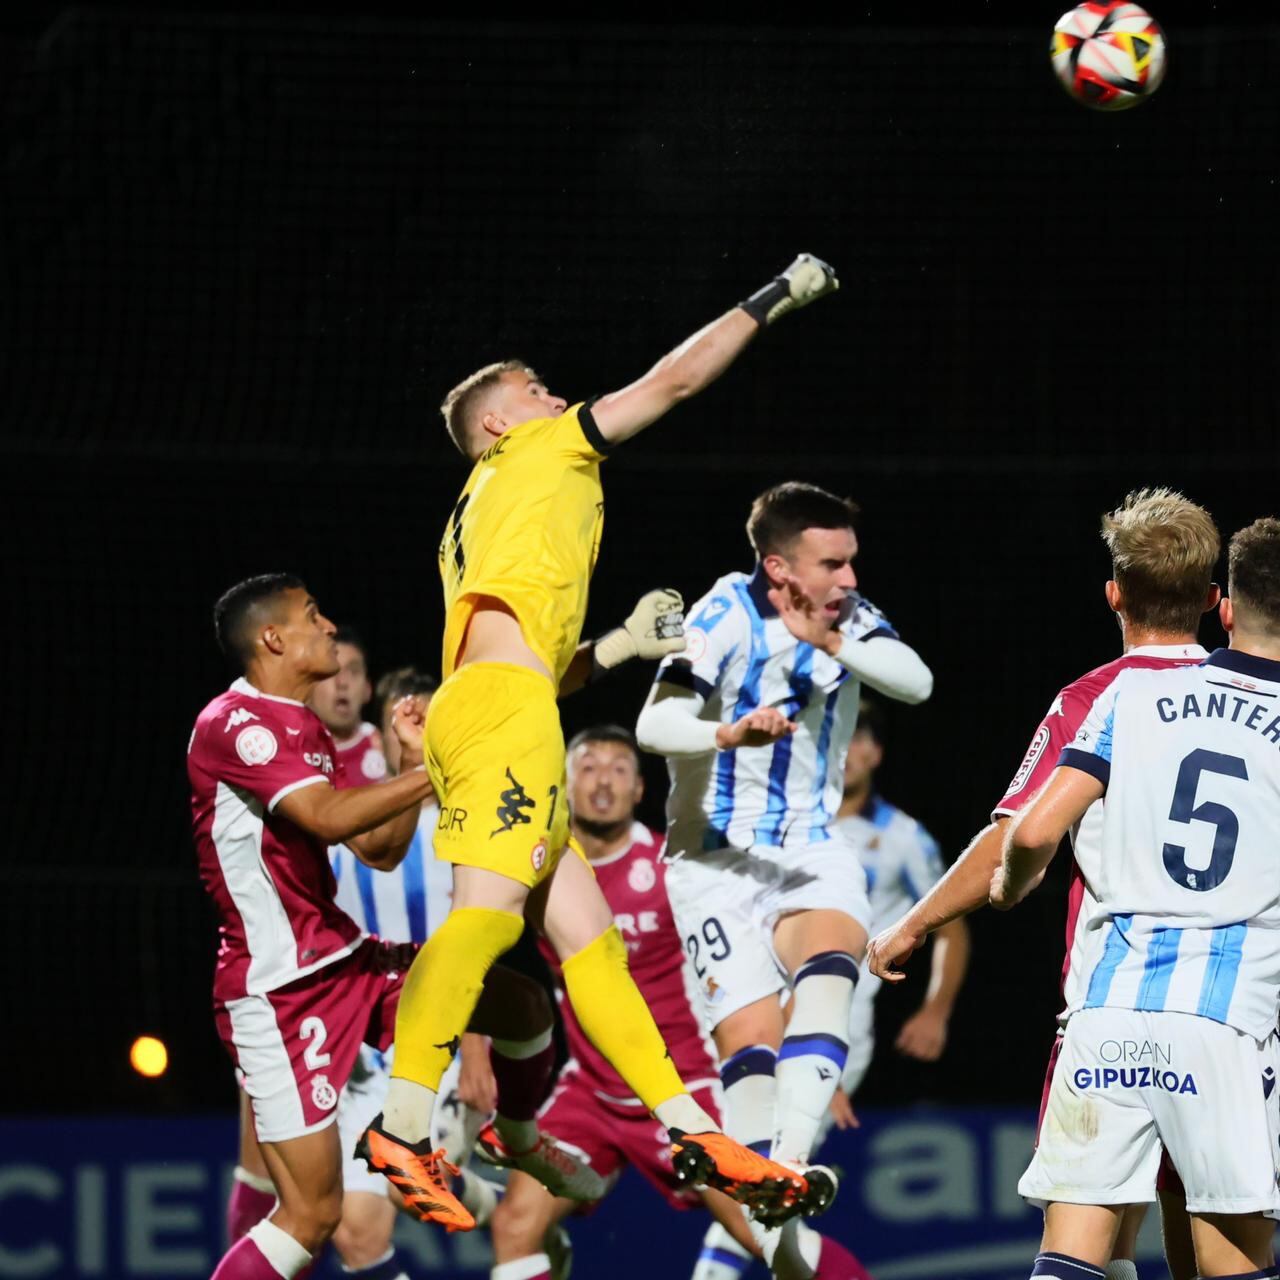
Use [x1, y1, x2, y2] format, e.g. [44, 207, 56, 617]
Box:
[740, 253, 839, 328]
[592, 589, 685, 676]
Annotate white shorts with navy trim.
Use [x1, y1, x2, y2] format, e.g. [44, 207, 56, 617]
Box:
[1020, 1006, 1280, 1218]
[664, 835, 870, 1030]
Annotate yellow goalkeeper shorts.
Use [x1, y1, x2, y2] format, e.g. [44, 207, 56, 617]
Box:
[424, 662, 571, 888]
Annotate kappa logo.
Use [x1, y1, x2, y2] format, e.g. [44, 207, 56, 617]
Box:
[225, 708, 260, 732]
[1047, 694, 1066, 718]
[310, 1074, 338, 1111]
[491, 767, 536, 836]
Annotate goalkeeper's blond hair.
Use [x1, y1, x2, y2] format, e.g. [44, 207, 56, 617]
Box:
[440, 360, 535, 459]
[1101, 488, 1219, 633]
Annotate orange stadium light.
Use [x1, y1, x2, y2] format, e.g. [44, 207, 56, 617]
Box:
[129, 1035, 169, 1079]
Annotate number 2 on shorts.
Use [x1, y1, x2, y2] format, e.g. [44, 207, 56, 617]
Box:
[685, 916, 732, 977]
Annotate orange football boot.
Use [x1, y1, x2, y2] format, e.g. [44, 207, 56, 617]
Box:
[355, 1114, 475, 1232]
[669, 1129, 809, 1226]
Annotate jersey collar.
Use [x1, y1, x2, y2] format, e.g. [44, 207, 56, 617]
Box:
[230, 676, 307, 708]
[1204, 647, 1280, 682]
[746, 564, 779, 618]
[1128, 643, 1208, 660]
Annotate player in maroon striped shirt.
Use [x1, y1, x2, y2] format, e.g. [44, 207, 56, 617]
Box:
[867, 489, 1221, 1280]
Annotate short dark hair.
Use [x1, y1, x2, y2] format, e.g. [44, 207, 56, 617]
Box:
[374, 665, 440, 721]
[746, 482, 860, 558]
[567, 724, 641, 768]
[213, 573, 306, 666]
[853, 697, 887, 748]
[333, 626, 370, 669]
[440, 359, 536, 458]
[1228, 518, 1280, 633]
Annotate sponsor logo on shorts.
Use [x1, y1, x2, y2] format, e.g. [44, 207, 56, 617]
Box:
[1099, 1039, 1172, 1065]
[531, 840, 548, 873]
[1264, 1066, 1276, 1100]
[310, 1074, 338, 1111]
[705, 976, 727, 1007]
[235, 725, 278, 766]
[437, 805, 468, 834]
[361, 748, 387, 780]
[491, 767, 535, 836]
[627, 858, 657, 894]
[1073, 1065, 1199, 1095]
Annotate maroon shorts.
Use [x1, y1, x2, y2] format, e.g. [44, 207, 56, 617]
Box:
[214, 938, 416, 1143]
[539, 1069, 722, 1211]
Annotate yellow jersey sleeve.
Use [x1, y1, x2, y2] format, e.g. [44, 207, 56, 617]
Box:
[438, 401, 609, 682]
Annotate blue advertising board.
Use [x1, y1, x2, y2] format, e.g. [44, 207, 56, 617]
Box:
[0, 1109, 1175, 1279]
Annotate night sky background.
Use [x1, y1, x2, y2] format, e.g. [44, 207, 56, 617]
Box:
[3, 1, 1278, 1114]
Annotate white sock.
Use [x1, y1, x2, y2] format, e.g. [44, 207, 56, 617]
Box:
[247, 1218, 312, 1278]
[771, 1220, 823, 1280]
[773, 952, 857, 1165]
[691, 1222, 752, 1279]
[716, 1045, 780, 1266]
[233, 1165, 276, 1196]
[654, 1093, 718, 1135]
[492, 1255, 552, 1280]
[381, 1077, 437, 1144]
[1104, 1263, 1138, 1280]
[491, 1028, 552, 1058]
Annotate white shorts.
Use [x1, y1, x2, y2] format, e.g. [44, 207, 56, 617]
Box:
[664, 836, 871, 1029]
[1020, 1007, 1280, 1218]
[336, 1048, 467, 1197]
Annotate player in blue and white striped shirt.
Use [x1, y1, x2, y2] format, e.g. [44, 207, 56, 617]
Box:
[993, 519, 1280, 1280]
[638, 481, 932, 1277]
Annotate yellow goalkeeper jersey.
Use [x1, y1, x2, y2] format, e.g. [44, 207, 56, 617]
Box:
[438, 400, 609, 683]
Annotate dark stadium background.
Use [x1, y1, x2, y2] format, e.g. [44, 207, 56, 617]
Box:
[4, 0, 1277, 1133]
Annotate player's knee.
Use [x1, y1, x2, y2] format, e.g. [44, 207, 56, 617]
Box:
[490, 1184, 553, 1255]
[331, 1209, 391, 1269]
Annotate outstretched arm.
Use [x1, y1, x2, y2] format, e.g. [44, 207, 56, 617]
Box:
[559, 589, 686, 697]
[591, 254, 839, 445]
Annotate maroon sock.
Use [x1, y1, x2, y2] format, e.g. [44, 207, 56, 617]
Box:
[210, 1235, 290, 1279]
[226, 1177, 275, 1244]
[490, 1035, 556, 1123]
[815, 1235, 872, 1280]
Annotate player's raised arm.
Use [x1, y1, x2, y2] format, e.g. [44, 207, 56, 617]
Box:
[591, 254, 839, 446]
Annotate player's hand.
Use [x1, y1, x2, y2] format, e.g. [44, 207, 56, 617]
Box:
[768, 574, 843, 653]
[595, 588, 686, 671]
[867, 918, 927, 983]
[741, 253, 840, 327]
[716, 707, 797, 750]
[828, 1089, 860, 1131]
[390, 695, 427, 767]
[896, 1007, 949, 1062]
[457, 1033, 498, 1115]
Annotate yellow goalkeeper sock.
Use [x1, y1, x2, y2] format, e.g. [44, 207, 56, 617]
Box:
[561, 924, 686, 1114]
[391, 906, 524, 1092]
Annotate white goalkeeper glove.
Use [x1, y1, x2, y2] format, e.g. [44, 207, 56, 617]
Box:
[592, 589, 686, 675]
[740, 253, 839, 327]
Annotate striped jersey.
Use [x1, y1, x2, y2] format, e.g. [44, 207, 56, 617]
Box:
[835, 793, 945, 1009]
[1063, 648, 1280, 1040]
[331, 803, 453, 945]
[656, 566, 897, 856]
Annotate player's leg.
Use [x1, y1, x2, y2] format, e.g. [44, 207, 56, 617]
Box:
[1037, 1202, 1126, 1273]
[331, 1192, 401, 1278]
[1187, 1213, 1277, 1278]
[1105, 1203, 1147, 1280]
[534, 848, 807, 1214]
[211, 1125, 342, 1279]
[489, 1171, 576, 1280]
[228, 1089, 278, 1243]
[770, 907, 867, 1171]
[1157, 1165, 1196, 1280]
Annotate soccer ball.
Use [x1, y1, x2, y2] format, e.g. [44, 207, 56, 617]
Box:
[1051, 3, 1167, 111]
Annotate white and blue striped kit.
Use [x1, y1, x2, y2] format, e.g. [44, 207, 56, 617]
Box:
[1063, 649, 1280, 1042]
[658, 566, 896, 858]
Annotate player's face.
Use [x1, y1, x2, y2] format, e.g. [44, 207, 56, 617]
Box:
[781, 526, 859, 621]
[275, 589, 340, 679]
[491, 371, 568, 431]
[568, 740, 643, 828]
[843, 727, 883, 793]
[309, 642, 370, 737]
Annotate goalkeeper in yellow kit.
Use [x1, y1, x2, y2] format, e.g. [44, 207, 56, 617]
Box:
[360, 255, 840, 1232]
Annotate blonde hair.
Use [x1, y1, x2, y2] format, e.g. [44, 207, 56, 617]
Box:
[1100, 487, 1219, 632]
[439, 359, 534, 458]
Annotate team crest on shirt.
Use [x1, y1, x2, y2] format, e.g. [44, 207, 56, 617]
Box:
[1005, 726, 1050, 797]
[628, 857, 657, 894]
[361, 749, 387, 781]
[235, 725, 278, 766]
[531, 840, 548, 873]
[683, 628, 708, 664]
[310, 1074, 338, 1111]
